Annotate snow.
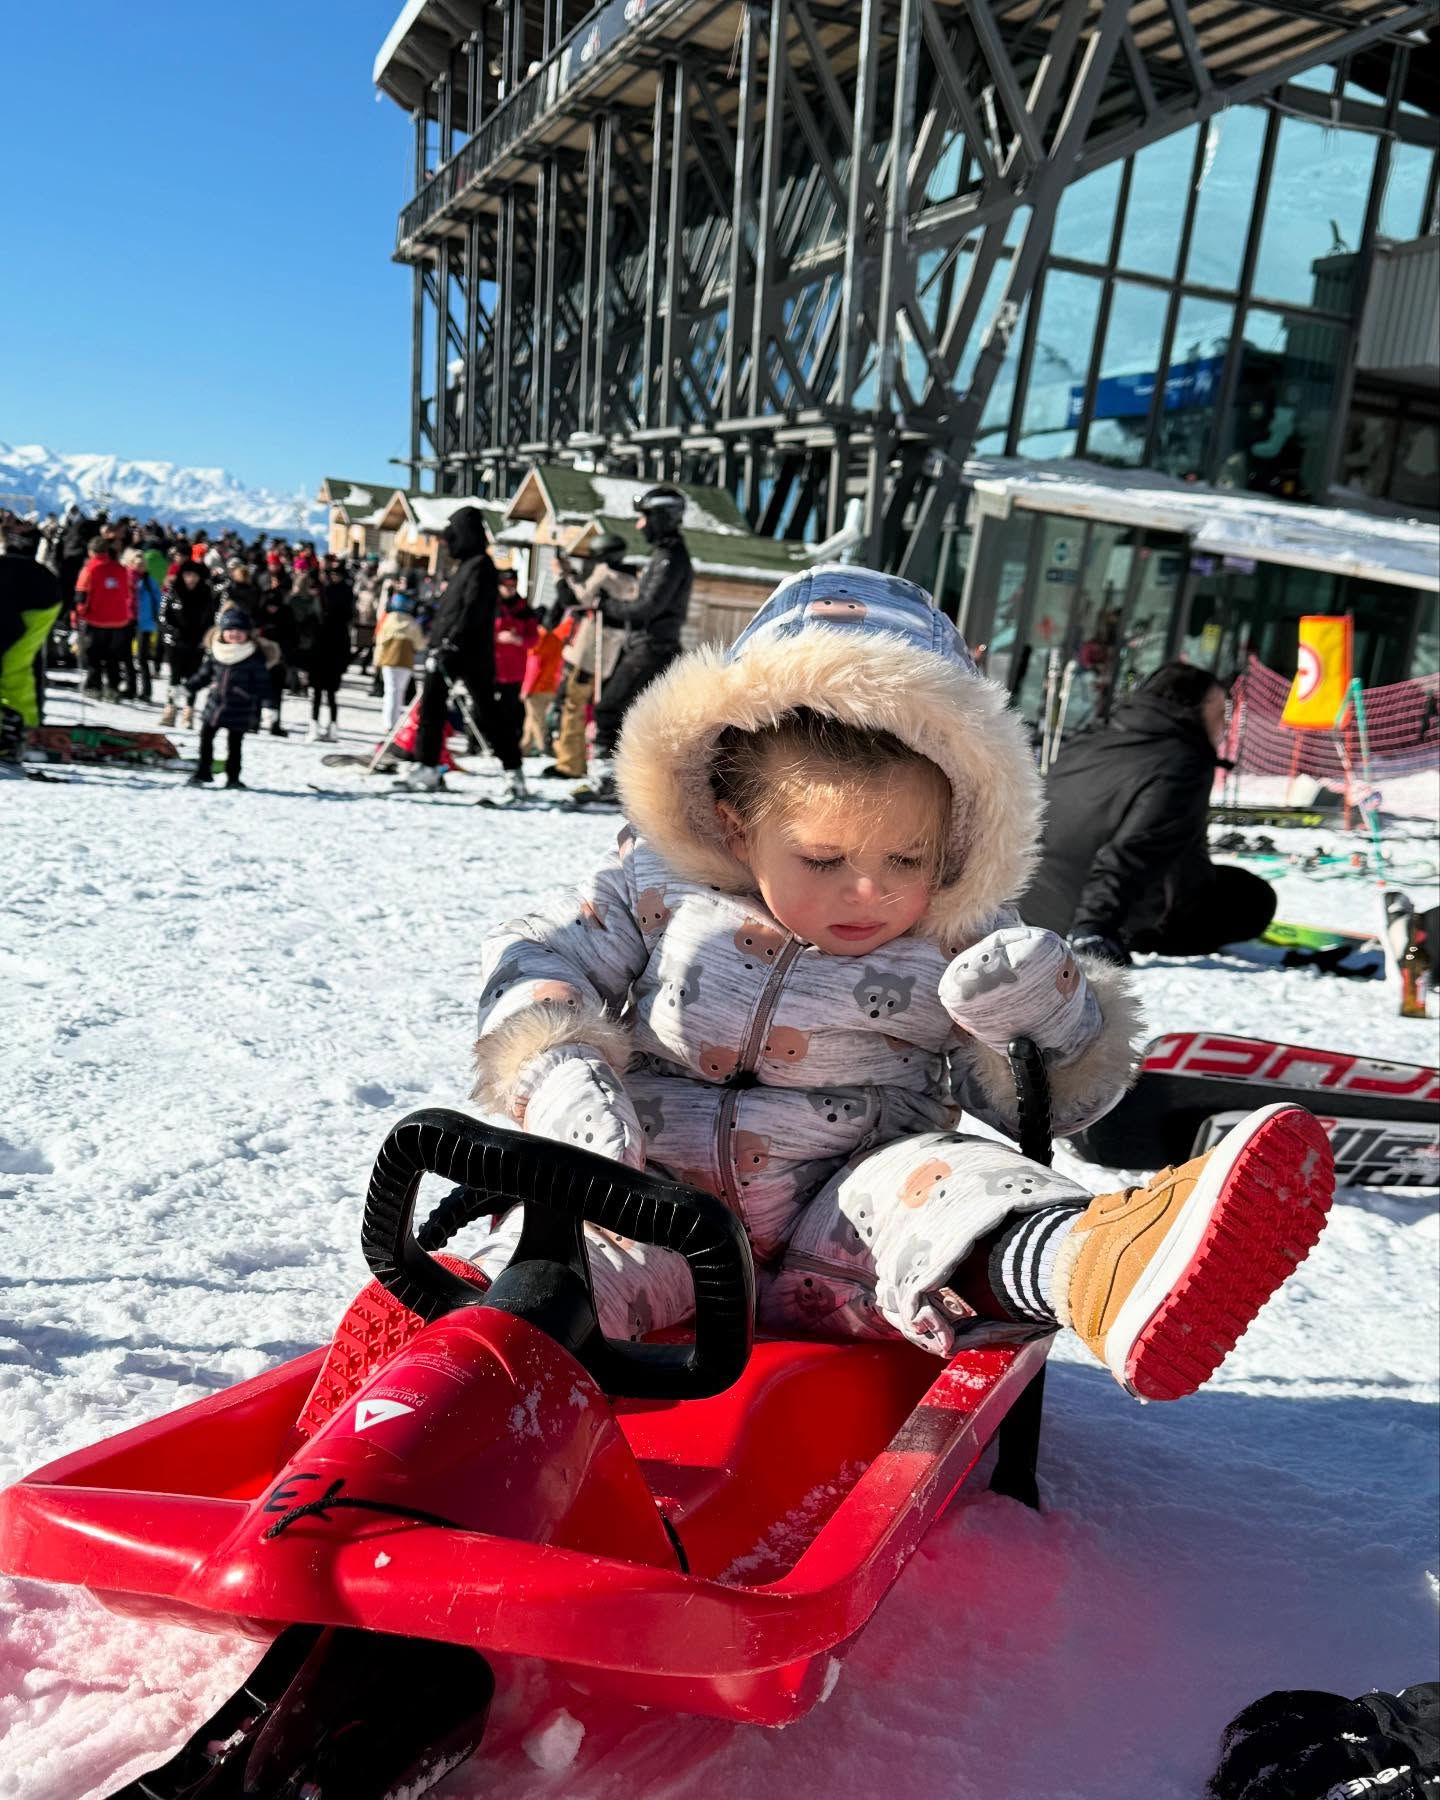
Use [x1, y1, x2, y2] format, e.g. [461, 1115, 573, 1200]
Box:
[0, 442, 326, 542]
[2, 672, 1437, 1800]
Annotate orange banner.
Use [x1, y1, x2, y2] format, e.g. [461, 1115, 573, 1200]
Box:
[1282, 615, 1353, 730]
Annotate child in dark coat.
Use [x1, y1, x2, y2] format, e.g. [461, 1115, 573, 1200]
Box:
[185, 606, 277, 789]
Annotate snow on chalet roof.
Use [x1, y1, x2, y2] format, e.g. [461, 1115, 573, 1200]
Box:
[320, 479, 391, 519]
[967, 457, 1440, 593]
[406, 494, 508, 535]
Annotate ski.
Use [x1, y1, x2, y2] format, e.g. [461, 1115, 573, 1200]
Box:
[476, 793, 619, 813]
[1070, 1032, 1439, 1172]
[1194, 1111, 1438, 1188]
[319, 752, 400, 773]
[1209, 806, 1335, 828]
[104, 1625, 321, 1799]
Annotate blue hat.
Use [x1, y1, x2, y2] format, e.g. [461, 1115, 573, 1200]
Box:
[217, 606, 254, 635]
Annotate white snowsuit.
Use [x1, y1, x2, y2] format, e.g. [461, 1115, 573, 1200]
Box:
[467, 568, 1142, 1352]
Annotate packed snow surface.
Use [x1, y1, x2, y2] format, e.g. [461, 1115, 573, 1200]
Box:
[2, 676, 1436, 1800]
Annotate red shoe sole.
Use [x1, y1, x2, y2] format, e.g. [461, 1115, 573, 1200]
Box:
[1123, 1107, 1334, 1401]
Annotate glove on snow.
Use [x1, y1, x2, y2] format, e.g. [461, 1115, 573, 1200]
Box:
[1069, 929, 1133, 969]
[512, 1045, 646, 1170]
[940, 924, 1102, 1064]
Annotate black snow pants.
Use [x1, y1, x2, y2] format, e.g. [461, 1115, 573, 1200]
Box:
[417, 653, 521, 772]
[1130, 865, 1278, 955]
[591, 640, 679, 762]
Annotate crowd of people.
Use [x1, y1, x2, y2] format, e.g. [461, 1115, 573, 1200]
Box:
[0, 482, 696, 804]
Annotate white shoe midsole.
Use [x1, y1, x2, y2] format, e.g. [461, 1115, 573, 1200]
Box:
[1103, 1102, 1292, 1389]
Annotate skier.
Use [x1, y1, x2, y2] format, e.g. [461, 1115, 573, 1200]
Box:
[372, 589, 427, 735]
[0, 532, 62, 777]
[1022, 662, 1277, 963]
[73, 537, 135, 700]
[492, 568, 538, 768]
[184, 603, 277, 790]
[123, 548, 163, 702]
[158, 562, 216, 728]
[541, 532, 634, 782]
[568, 486, 692, 806]
[465, 567, 1333, 1395]
[306, 558, 355, 743]
[393, 507, 526, 800]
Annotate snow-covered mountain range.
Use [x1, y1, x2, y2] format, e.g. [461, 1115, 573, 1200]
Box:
[0, 441, 327, 541]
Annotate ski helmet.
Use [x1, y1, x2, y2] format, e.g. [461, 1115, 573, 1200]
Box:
[634, 485, 686, 540]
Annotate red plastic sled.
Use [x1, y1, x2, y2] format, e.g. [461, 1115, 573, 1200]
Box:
[0, 1112, 1051, 1731]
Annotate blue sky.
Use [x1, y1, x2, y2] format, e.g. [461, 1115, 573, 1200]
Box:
[1, 1, 413, 499]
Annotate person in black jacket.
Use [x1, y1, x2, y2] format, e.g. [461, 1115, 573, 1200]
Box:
[305, 557, 354, 743]
[395, 506, 525, 798]
[158, 563, 216, 727]
[568, 484, 693, 806]
[1021, 662, 1276, 963]
[184, 605, 276, 788]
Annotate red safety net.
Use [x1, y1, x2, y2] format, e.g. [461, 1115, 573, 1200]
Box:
[1223, 656, 1440, 784]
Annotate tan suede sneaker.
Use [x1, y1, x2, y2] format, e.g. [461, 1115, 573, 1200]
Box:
[1056, 1105, 1333, 1400]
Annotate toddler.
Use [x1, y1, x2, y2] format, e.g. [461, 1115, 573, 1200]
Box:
[465, 569, 1332, 1400]
[185, 605, 276, 789]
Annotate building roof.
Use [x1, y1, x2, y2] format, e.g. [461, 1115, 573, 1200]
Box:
[318, 478, 394, 520]
[404, 493, 509, 536]
[967, 457, 1440, 594]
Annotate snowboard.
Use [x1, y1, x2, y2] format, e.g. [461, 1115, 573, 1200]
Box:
[1194, 1110, 1438, 1188]
[1263, 921, 1378, 952]
[1070, 1031, 1439, 1173]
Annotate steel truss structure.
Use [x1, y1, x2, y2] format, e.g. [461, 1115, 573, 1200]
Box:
[381, 0, 1438, 575]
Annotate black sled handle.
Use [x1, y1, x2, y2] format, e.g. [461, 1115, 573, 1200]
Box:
[361, 1110, 756, 1400]
[1007, 1037, 1054, 1168]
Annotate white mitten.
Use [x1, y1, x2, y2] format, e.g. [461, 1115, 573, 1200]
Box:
[512, 1045, 646, 1170]
[940, 925, 1101, 1065]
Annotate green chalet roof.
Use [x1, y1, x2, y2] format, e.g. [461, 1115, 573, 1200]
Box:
[510, 464, 809, 583]
[318, 478, 395, 521]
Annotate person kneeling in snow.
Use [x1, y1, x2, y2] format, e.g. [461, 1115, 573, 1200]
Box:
[465, 569, 1334, 1399]
[184, 605, 277, 790]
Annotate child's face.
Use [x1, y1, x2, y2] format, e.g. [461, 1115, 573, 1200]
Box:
[721, 773, 941, 956]
[221, 628, 250, 644]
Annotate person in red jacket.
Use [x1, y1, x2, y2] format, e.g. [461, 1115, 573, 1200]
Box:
[74, 537, 136, 699]
[492, 569, 539, 764]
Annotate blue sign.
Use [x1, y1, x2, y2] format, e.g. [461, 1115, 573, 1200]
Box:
[1067, 356, 1223, 427]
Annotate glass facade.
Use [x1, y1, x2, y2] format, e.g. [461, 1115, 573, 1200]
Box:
[970, 64, 1437, 507]
[955, 56, 1438, 716]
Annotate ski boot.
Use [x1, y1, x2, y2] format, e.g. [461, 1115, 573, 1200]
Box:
[393, 763, 445, 794]
[181, 706, 195, 730]
[0, 705, 26, 780]
[321, 721, 338, 743]
[305, 720, 321, 744]
[566, 762, 617, 809]
[1057, 1104, 1333, 1401]
[158, 701, 178, 727]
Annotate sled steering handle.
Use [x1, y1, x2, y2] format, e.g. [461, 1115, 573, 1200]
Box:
[361, 1109, 756, 1400]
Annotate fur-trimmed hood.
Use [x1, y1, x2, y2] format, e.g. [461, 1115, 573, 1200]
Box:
[613, 566, 1043, 946]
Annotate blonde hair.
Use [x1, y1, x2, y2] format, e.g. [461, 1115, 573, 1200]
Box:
[711, 710, 952, 879]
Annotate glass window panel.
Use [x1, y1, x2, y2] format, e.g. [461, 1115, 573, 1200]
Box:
[1390, 415, 1440, 513]
[1216, 307, 1344, 502]
[1253, 115, 1378, 309]
[1016, 270, 1104, 459]
[1053, 162, 1122, 264]
[973, 295, 1031, 453]
[1154, 296, 1233, 481]
[1185, 109, 1265, 291]
[1289, 65, 1336, 94]
[1118, 127, 1198, 279]
[1117, 531, 1187, 689]
[1081, 281, 1170, 468]
[968, 511, 1035, 690]
[1338, 405, 1399, 498]
[1012, 516, 1086, 722]
[1379, 142, 1435, 242]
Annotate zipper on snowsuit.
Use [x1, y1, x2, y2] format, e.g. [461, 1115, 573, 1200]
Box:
[714, 938, 803, 1222]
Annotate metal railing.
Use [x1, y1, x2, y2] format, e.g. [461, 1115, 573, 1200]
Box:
[397, 0, 672, 251]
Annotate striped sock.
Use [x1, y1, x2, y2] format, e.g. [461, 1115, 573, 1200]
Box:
[986, 1203, 1087, 1325]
